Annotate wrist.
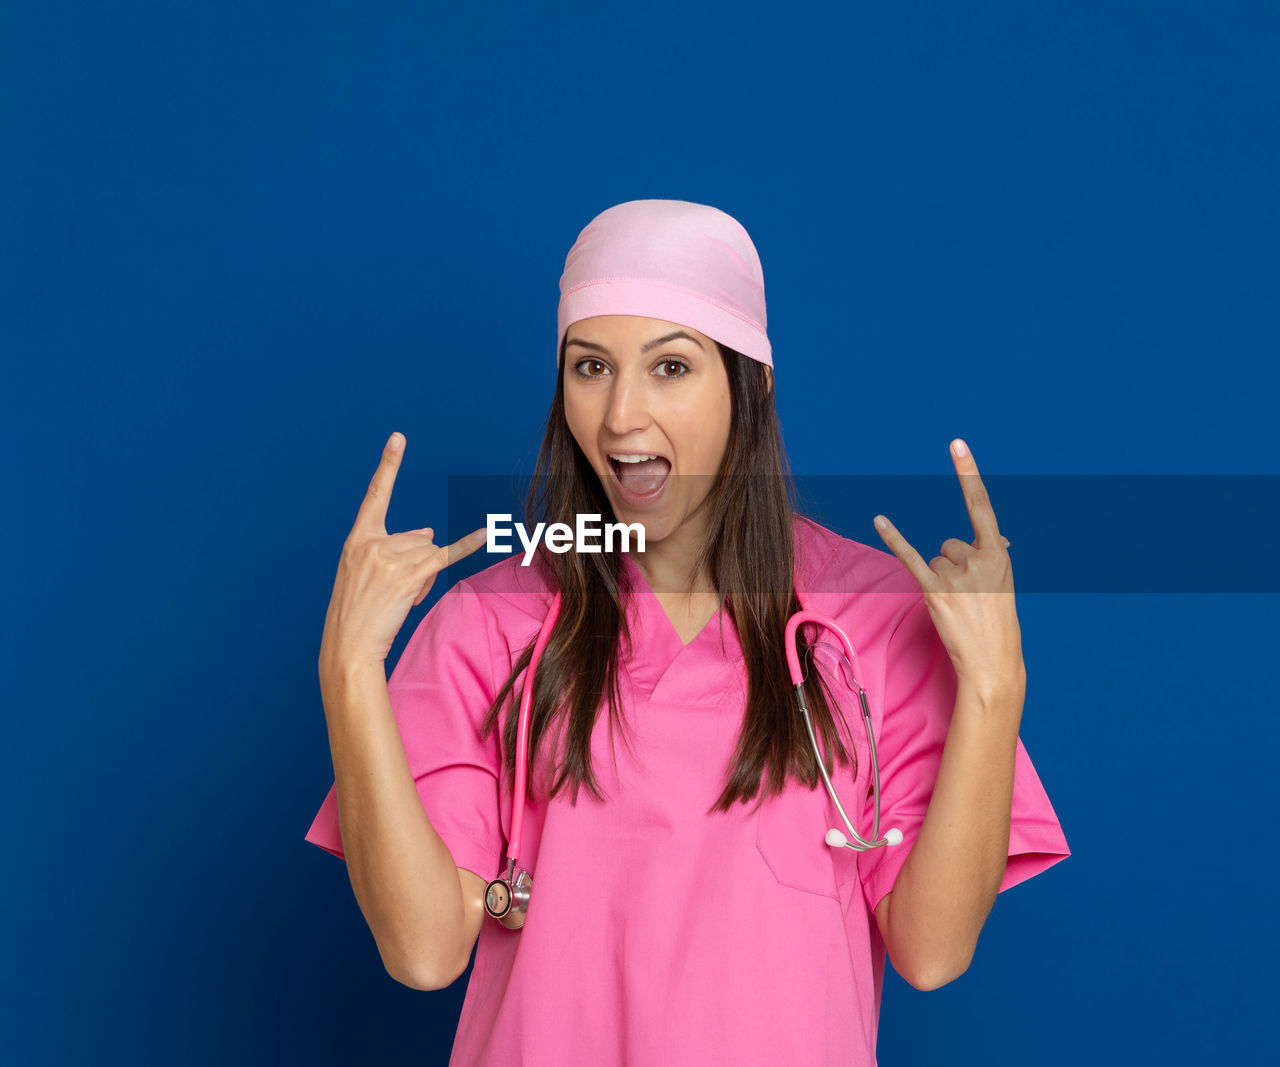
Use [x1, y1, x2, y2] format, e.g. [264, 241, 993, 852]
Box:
[955, 672, 1025, 720]
[319, 652, 387, 691]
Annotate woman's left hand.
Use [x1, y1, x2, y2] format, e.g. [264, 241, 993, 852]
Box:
[872, 438, 1025, 703]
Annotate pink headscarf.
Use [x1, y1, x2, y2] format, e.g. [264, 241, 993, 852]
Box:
[556, 199, 773, 368]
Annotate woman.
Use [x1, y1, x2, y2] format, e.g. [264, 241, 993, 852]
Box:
[305, 199, 1070, 1065]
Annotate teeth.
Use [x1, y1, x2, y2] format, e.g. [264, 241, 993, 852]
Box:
[609, 453, 660, 463]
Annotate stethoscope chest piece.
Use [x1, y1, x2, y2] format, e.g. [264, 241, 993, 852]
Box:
[485, 861, 532, 930]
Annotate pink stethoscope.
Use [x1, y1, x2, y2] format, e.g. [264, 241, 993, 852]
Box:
[483, 575, 903, 929]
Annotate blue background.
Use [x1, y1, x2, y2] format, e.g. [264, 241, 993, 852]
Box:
[3, 1, 1276, 1063]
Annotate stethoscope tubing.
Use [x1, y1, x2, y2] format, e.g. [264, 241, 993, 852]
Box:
[509, 589, 561, 862]
[785, 598, 893, 851]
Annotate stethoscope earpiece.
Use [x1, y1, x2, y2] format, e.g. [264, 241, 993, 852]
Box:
[826, 826, 903, 849]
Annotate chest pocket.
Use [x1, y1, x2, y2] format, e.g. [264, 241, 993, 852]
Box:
[754, 780, 845, 901]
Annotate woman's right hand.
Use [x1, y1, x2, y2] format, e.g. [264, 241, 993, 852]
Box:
[318, 432, 488, 675]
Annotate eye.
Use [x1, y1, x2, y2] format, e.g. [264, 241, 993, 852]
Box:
[573, 358, 609, 378]
[655, 358, 689, 378]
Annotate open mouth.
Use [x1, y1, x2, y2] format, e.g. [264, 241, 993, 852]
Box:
[608, 453, 672, 504]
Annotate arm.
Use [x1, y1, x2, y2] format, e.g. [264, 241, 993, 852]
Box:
[869, 439, 1029, 992]
[873, 677, 1023, 991]
[321, 658, 485, 990]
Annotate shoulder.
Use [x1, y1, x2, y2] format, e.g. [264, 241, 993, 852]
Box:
[791, 513, 922, 632]
[392, 551, 559, 688]
[445, 548, 559, 645]
[792, 513, 918, 599]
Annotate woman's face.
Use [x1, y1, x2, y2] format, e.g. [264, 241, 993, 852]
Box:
[562, 314, 731, 547]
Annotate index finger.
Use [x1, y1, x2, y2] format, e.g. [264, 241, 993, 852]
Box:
[351, 432, 405, 537]
[950, 438, 1002, 548]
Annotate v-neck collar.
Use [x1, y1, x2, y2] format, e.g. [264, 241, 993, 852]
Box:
[619, 552, 743, 704]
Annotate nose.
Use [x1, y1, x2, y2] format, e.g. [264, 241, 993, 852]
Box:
[603, 372, 650, 437]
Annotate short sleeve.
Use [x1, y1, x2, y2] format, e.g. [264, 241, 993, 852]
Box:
[856, 595, 1071, 915]
[303, 578, 506, 882]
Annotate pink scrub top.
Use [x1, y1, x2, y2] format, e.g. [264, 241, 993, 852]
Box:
[305, 514, 1070, 1065]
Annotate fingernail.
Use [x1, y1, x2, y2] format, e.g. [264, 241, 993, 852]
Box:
[388, 432, 403, 451]
[874, 515, 888, 530]
[952, 438, 968, 457]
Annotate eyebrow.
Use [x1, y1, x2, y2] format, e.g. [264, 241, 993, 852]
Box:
[564, 330, 706, 355]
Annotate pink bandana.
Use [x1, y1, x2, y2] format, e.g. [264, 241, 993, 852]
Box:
[556, 199, 773, 368]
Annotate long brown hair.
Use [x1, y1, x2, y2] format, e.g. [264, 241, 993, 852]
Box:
[478, 335, 856, 814]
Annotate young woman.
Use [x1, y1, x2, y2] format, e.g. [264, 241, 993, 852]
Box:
[305, 199, 1070, 1065]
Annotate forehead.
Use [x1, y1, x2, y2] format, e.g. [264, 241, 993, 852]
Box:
[565, 315, 714, 351]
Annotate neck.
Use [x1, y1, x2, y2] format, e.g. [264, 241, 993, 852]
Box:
[628, 518, 714, 597]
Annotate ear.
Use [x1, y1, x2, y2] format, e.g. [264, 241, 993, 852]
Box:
[765, 367, 774, 395]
